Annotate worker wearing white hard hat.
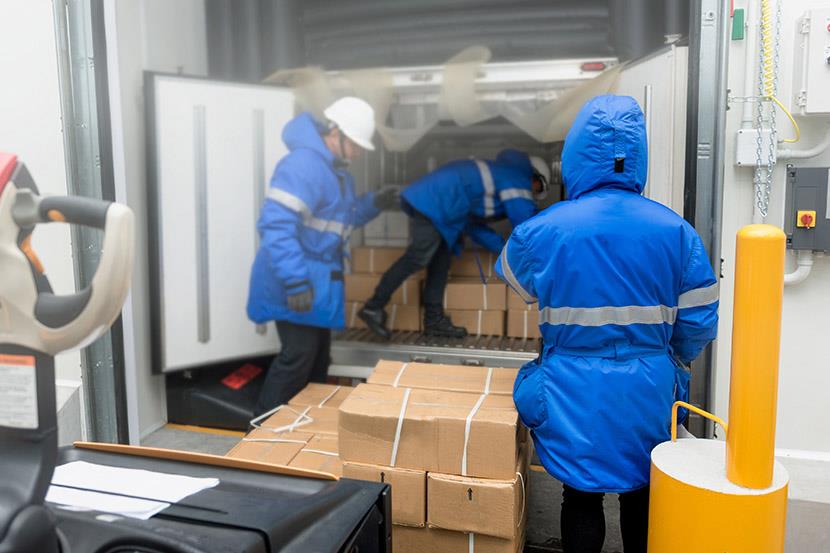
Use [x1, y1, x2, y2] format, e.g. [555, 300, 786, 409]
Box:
[247, 97, 398, 415]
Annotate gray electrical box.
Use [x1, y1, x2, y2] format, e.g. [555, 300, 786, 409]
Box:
[785, 166, 830, 251]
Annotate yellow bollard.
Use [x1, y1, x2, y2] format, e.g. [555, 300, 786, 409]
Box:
[647, 224, 789, 553]
[726, 224, 786, 488]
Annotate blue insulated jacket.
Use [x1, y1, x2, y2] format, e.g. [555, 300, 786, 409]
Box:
[247, 112, 379, 328]
[401, 151, 536, 254]
[495, 95, 719, 492]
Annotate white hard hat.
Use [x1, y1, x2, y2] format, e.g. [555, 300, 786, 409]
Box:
[323, 97, 376, 151]
[529, 156, 550, 199]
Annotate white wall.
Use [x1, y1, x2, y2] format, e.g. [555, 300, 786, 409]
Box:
[104, 0, 208, 441]
[716, 0, 830, 454]
[0, 1, 81, 382]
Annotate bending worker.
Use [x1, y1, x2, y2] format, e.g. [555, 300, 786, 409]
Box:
[359, 150, 549, 339]
[247, 97, 397, 415]
[496, 95, 718, 553]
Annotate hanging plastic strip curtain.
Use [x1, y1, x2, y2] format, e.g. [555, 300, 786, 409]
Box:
[264, 46, 621, 152]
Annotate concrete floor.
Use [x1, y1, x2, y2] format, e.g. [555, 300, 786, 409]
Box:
[142, 426, 241, 456]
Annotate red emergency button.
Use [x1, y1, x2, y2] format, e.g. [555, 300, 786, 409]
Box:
[797, 210, 816, 228]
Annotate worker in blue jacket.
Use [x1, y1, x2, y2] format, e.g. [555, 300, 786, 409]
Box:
[496, 95, 718, 553]
[358, 150, 550, 339]
[247, 97, 398, 415]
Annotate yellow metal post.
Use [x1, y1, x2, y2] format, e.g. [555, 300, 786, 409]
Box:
[726, 224, 786, 488]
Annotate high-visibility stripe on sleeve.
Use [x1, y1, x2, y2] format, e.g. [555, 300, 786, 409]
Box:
[267, 187, 310, 216]
[267, 187, 351, 239]
[539, 304, 677, 327]
[499, 240, 536, 303]
[677, 282, 720, 309]
[499, 188, 533, 202]
[475, 160, 496, 217]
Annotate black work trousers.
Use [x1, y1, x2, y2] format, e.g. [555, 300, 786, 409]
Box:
[364, 208, 451, 323]
[254, 321, 331, 416]
[561, 485, 650, 553]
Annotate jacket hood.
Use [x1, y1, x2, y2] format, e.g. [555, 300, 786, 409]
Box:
[282, 112, 334, 163]
[561, 95, 647, 199]
[494, 149, 534, 177]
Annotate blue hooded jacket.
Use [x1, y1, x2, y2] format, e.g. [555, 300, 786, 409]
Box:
[495, 95, 719, 492]
[401, 150, 536, 254]
[247, 112, 379, 328]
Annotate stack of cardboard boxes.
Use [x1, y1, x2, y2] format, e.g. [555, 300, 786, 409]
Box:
[347, 246, 539, 340]
[226, 383, 351, 477]
[339, 360, 530, 553]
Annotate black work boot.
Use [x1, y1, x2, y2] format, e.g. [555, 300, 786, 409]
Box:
[358, 305, 392, 340]
[423, 314, 468, 338]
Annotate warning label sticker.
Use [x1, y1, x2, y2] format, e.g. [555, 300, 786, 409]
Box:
[0, 354, 38, 429]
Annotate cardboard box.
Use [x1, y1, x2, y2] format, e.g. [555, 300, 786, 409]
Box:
[367, 360, 516, 396]
[506, 288, 536, 311]
[345, 273, 421, 306]
[225, 430, 312, 465]
[261, 405, 339, 435]
[443, 279, 506, 311]
[449, 250, 496, 278]
[288, 383, 353, 409]
[343, 462, 426, 527]
[506, 309, 541, 339]
[393, 526, 523, 553]
[346, 302, 421, 332]
[352, 246, 405, 274]
[339, 384, 519, 479]
[446, 309, 504, 336]
[288, 434, 342, 477]
[427, 448, 529, 540]
[362, 211, 410, 248]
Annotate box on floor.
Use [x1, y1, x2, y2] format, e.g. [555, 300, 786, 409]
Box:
[393, 525, 524, 553]
[345, 302, 421, 332]
[443, 279, 506, 311]
[367, 360, 516, 396]
[505, 309, 541, 339]
[342, 461, 426, 527]
[345, 273, 421, 306]
[339, 384, 519, 479]
[446, 308, 504, 336]
[288, 383, 353, 409]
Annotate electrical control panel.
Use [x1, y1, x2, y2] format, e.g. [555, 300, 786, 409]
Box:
[792, 9, 830, 115]
[785, 166, 830, 251]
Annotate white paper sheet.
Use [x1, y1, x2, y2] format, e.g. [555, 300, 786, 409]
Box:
[45, 461, 219, 520]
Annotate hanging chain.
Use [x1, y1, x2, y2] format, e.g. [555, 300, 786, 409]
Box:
[754, 9, 769, 219]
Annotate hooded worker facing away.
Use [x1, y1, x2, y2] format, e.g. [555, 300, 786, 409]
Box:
[495, 95, 719, 553]
[247, 97, 397, 416]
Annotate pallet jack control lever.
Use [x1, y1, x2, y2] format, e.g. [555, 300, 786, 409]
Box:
[0, 152, 135, 553]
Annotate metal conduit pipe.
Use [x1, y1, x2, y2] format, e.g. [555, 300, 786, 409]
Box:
[784, 250, 814, 286]
[741, 0, 758, 129]
[778, 125, 830, 159]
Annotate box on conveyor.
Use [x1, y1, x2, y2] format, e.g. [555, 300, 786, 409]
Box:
[342, 462, 426, 527]
[226, 430, 312, 465]
[287, 434, 342, 477]
[345, 302, 421, 332]
[446, 309, 504, 336]
[506, 309, 541, 340]
[338, 384, 519, 480]
[427, 444, 531, 541]
[260, 405, 339, 435]
[443, 278, 506, 311]
[367, 360, 516, 396]
[507, 287, 536, 311]
[288, 383, 353, 409]
[449, 250, 497, 279]
[393, 526, 524, 553]
[345, 273, 421, 306]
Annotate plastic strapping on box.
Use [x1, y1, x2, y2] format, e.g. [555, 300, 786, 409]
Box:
[369, 248, 375, 273]
[523, 309, 529, 339]
[482, 283, 488, 310]
[483, 367, 493, 395]
[349, 302, 359, 327]
[461, 393, 487, 476]
[443, 288, 448, 308]
[390, 388, 412, 466]
[389, 304, 398, 330]
[402, 281, 409, 304]
[249, 405, 313, 434]
[392, 363, 409, 387]
[517, 471, 526, 526]
[301, 449, 339, 457]
[475, 310, 482, 336]
[241, 437, 308, 444]
[318, 385, 342, 408]
[468, 533, 475, 553]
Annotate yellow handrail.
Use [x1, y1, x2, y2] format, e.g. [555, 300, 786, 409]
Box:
[671, 401, 728, 442]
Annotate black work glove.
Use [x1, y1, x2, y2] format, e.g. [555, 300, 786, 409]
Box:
[286, 288, 314, 312]
[373, 187, 400, 211]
